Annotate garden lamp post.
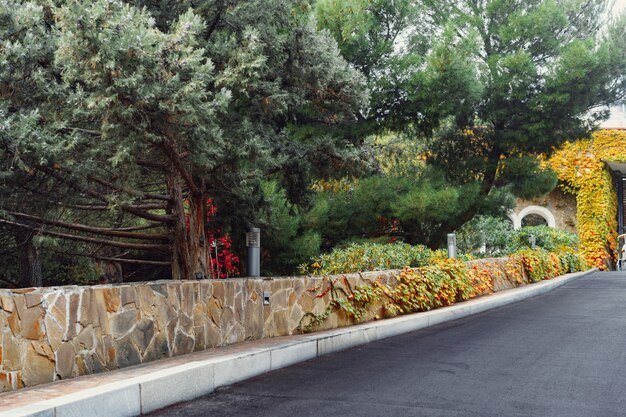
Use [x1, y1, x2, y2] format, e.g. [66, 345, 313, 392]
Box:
[447, 233, 457, 259]
[246, 227, 261, 277]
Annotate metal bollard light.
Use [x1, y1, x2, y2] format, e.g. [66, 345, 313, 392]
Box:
[246, 227, 261, 277]
[447, 233, 457, 259]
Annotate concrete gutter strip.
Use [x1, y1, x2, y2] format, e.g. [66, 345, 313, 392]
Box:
[1, 269, 595, 417]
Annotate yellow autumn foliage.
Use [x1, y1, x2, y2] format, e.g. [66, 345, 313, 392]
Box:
[548, 130, 626, 269]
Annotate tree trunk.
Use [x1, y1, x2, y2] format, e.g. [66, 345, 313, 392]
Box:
[167, 168, 210, 280]
[429, 143, 504, 248]
[15, 232, 43, 288]
[186, 185, 210, 279]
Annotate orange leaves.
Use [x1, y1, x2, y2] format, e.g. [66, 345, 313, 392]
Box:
[548, 130, 626, 269]
[298, 249, 585, 333]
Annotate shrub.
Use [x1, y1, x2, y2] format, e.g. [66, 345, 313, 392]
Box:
[299, 242, 432, 275]
[555, 249, 587, 274]
[457, 216, 579, 258]
[457, 215, 513, 257]
[385, 262, 467, 315]
[259, 181, 321, 275]
[513, 247, 586, 282]
[506, 226, 578, 253]
[514, 248, 551, 282]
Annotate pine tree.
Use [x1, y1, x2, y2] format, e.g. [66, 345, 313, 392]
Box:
[0, 0, 367, 283]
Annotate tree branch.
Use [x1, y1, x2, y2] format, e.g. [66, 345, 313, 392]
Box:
[3, 211, 171, 240]
[62, 251, 171, 266]
[0, 218, 169, 251]
[40, 167, 176, 223]
[162, 139, 200, 196]
[53, 202, 167, 211]
[87, 175, 172, 202]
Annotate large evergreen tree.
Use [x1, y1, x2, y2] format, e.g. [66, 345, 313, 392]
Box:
[0, 0, 367, 284]
[318, 0, 626, 245]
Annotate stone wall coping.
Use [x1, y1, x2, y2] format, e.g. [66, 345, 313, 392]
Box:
[0, 268, 596, 417]
[0, 269, 405, 295]
[0, 257, 523, 295]
[1, 258, 526, 295]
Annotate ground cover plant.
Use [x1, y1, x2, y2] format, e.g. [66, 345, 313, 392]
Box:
[300, 224, 580, 277]
[298, 247, 587, 332]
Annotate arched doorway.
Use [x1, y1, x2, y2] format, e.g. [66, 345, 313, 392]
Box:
[510, 206, 557, 230]
[522, 213, 549, 227]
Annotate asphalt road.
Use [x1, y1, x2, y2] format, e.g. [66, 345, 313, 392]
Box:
[147, 271, 626, 417]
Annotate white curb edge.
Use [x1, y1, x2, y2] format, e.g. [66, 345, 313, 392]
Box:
[1, 268, 597, 417]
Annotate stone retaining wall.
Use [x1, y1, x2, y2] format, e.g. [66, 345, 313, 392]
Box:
[0, 258, 527, 392]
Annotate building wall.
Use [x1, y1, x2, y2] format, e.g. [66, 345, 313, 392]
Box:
[599, 102, 626, 130]
[513, 188, 577, 233]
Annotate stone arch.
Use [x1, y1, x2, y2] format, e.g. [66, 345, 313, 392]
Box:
[516, 205, 556, 230]
[506, 210, 519, 230]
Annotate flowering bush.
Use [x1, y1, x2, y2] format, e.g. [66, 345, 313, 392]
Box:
[514, 248, 558, 282]
[184, 198, 239, 279]
[513, 248, 585, 282]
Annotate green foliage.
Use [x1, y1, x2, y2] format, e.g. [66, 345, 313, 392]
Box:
[316, 0, 480, 135]
[498, 157, 558, 200]
[300, 242, 432, 276]
[41, 255, 101, 287]
[457, 215, 514, 257]
[307, 170, 514, 249]
[557, 249, 587, 274]
[506, 226, 578, 253]
[193, 0, 369, 212]
[334, 282, 383, 322]
[424, 0, 626, 178]
[0, 244, 100, 288]
[306, 175, 405, 247]
[0, 0, 368, 284]
[258, 181, 321, 275]
[458, 216, 578, 258]
[320, 0, 626, 243]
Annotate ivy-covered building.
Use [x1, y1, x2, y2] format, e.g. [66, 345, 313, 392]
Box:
[545, 129, 626, 270]
[511, 102, 626, 269]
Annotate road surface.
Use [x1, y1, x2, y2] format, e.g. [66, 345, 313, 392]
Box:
[147, 271, 626, 417]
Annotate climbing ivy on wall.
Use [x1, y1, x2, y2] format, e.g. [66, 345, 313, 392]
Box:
[549, 130, 626, 269]
[297, 248, 585, 333]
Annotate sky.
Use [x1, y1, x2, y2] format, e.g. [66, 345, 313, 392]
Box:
[614, 0, 626, 14]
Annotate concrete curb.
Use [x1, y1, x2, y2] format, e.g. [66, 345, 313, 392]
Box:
[1, 269, 596, 417]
